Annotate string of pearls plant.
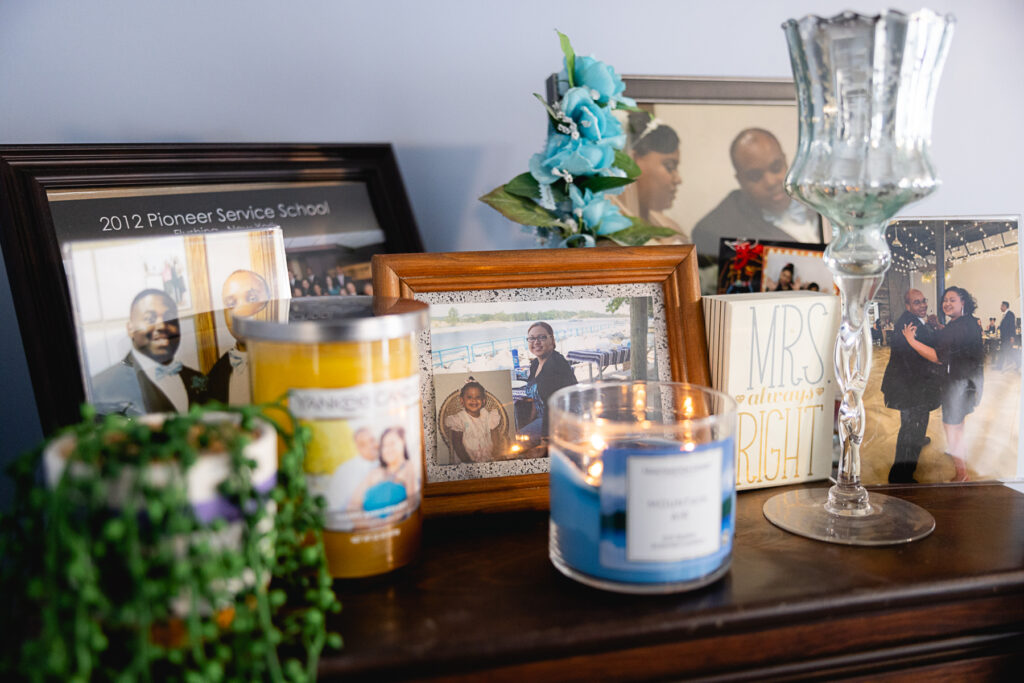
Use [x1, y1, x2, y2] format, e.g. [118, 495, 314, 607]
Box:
[0, 401, 340, 682]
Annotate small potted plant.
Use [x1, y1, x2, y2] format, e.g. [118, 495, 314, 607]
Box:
[0, 402, 340, 682]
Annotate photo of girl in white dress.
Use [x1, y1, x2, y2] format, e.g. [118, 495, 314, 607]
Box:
[444, 378, 503, 463]
[434, 370, 515, 465]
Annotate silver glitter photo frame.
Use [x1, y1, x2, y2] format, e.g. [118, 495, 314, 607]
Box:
[372, 246, 709, 516]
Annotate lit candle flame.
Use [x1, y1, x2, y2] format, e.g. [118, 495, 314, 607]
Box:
[587, 461, 604, 479]
[634, 386, 647, 420]
[683, 396, 695, 418]
[589, 433, 607, 451]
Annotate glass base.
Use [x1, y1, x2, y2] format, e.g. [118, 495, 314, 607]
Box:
[762, 489, 935, 546]
[550, 550, 731, 594]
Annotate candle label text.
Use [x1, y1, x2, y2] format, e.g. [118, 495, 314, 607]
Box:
[593, 438, 734, 574]
[624, 448, 723, 562]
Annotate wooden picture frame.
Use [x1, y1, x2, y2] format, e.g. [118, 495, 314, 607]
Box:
[547, 75, 824, 292]
[372, 245, 709, 516]
[0, 143, 423, 432]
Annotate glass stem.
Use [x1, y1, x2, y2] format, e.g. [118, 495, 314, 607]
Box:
[827, 272, 884, 516]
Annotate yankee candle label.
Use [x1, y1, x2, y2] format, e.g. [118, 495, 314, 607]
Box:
[289, 376, 419, 420]
[288, 375, 422, 533]
[625, 448, 722, 563]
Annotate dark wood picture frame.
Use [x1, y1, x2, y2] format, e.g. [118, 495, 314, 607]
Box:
[372, 245, 710, 516]
[547, 75, 823, 288]
[0, 143, 423, 432]
[547, 74, 798, 107]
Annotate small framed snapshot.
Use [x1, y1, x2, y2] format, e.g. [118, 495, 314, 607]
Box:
[860, 215, 1024, 486]
[759, 242, 832, 294]
[548, 76, 827, 293]
[0, 144, 422, 431]
[372, 245, 709, 515]
[715, 237, 830, 294]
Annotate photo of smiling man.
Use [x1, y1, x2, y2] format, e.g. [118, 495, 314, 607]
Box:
[90, 288, 210, 416]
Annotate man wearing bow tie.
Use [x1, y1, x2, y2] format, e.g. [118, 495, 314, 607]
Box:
[208, 269, 271, 405]
[90, 288, 209, 415]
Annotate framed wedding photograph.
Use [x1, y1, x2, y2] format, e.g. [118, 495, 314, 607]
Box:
[547, 75, 826, 293]
[372, 245, 709, 515]
[0, 143, 422, 431]
[859, 215, 1024, 486]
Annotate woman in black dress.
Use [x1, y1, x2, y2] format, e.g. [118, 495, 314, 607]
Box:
[518, 321, 577, 441]
[902, 286, 984, 481]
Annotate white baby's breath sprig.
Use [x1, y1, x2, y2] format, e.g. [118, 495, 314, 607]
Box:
[551, 167, 574, 184]
[554, 110, 580, 140]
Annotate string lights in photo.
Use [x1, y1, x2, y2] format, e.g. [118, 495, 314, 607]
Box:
[886, 216, 1019, 276]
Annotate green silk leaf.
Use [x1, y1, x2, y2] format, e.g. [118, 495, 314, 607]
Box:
[575, 175, 636, 193]
[504, 173, 541, 201]
[604, 219, 678, 246]
[557, 30, 575, 88]
[613, 150, 641, 179]
[480, 185, 562, 228]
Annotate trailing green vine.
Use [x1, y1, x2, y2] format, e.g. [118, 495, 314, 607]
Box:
[0, 401, 341, 682]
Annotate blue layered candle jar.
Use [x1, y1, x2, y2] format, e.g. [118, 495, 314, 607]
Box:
[548, 381, 737, 594]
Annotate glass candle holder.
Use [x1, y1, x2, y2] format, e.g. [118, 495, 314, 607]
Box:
[235, 296, 428, 578]
[762, 9, 953, 546]
[548, 381, 737, 594]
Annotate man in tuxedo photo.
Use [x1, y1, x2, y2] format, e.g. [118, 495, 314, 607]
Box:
[91, 288, 209, 415]
[208, 269, 271, 405]
[880, 288, 942, 483]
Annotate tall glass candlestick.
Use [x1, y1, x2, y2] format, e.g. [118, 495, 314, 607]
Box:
[762, 9, 954, 545]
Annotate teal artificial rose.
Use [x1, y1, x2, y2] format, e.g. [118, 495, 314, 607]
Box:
[529, 133, 617, 185]
[560, 87, 625, 148]
[569, 185, 632, 235]
[559, 55, 637, 108]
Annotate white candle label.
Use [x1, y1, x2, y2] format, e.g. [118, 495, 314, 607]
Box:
[289, 375, 422, 532]
[625, 448, 723, 562]
[289, 376, 420, 419]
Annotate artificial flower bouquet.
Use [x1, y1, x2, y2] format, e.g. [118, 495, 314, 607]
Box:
[481, 32, 676, 248]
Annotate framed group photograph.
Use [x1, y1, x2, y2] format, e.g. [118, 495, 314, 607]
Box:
[373, 245, 710, 516]
[547, 76, 826, 293]
[859, 215, 1024, 486]
[0, 143, 422, 430]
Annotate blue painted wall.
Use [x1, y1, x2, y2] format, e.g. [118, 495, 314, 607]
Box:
[1, 0, 1022, 488]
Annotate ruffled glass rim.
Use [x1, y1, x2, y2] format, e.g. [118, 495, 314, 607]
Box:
[782, 8, 955, 31]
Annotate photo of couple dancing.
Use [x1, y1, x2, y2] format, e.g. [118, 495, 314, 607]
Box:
[875, 285, 1019, 484]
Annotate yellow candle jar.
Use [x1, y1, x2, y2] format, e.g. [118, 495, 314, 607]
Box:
[235, 296, 428, 578]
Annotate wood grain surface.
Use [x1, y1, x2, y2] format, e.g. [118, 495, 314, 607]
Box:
[320, 483, 1024, 681]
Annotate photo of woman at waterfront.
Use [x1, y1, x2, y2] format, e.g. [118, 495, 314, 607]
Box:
[427, 296, 664, 463]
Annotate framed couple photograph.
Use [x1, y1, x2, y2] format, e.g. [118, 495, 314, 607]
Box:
[547, 75, 827, 293]
[859, 215, 1024, 486]
[0, 143, 422, 430]
[372, 245, 709, 516]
